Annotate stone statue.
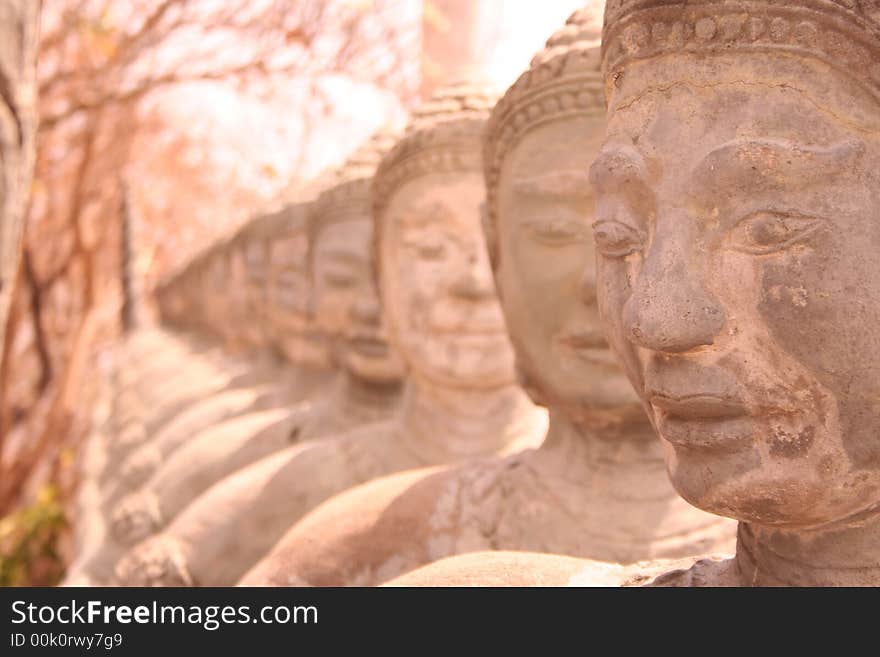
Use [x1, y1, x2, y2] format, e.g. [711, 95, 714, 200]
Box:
[112, 135, 404, 585]
[392, 0, 880, 587]
[234, 83, 549, 587]
[103, 202, 344, 505]
[113, 113, 531, 587]
[102, 199, 345, 490]
[66, 219, 325, 586]
[298, 132, 408, 435]
[265, 203, 333, 375]
[107, 134, 414, 585]
[226, 9, 733, 588]
[241, 221, 272, 349]
[224, 235, 258, 353]
[101, 329, 257, 477]
[64, 325, 270, 585]
[69, 204, 322, 585]
[191, 241, 235, 345]
[227, 212, 293, 354]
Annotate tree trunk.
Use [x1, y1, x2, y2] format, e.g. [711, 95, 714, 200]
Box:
[0, 0, 40, 372]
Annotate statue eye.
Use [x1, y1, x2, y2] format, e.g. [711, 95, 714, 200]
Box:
[415, 242, 446, 260]
[728, 211, 821, 255]
[592, 220, 645, 258]
[325, 271, 357, 287]
[526, 218, 588, 246]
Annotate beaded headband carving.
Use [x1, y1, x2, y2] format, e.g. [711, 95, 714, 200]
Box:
[311, 130, 398, 239]
[602, 0, 880, 105]
[370, 82, 497, 291]
[372, 82, 497, 220]
[484, 5, 605, 265]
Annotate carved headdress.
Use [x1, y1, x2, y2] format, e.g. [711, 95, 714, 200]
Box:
[372, 82, 498, 221]
[601, 0, 880, 107]
[310, 130, 398, 239]
[483, 4, 605, 263]
[481, 6, 607, 407]
[306, 130, 399, 284]
[371, 82, 498, 284]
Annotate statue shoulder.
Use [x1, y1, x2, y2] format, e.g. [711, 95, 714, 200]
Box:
[567, 555, 737, 587]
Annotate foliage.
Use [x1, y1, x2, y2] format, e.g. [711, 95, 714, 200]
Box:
[0, 486, 67, 586]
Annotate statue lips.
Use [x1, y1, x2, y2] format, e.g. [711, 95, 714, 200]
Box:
[346, 334, 390, 359]
[557, 331, 618, 367]
[649, 393, 745, 419]
[647, 382, 753, 452]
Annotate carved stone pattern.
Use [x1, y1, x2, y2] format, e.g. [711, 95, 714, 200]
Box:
[602, 2, 880, 102]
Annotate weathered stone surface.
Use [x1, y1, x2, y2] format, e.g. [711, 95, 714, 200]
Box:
[232, 9, 734, 587]
[238, 83, 582, 587]
[114, 136, 411, 585]
[117, 102, 549, 584]
[397, 0, 880, 588]
[591, 0, 880, 587]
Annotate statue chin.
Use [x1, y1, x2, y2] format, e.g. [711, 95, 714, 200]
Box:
[341, 349, 405, 385]
[276, 336, 307, 364]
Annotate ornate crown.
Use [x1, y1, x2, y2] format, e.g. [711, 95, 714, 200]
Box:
[372, 81, 498, 220]
[310, 130, 398, 237]
[602, 0, 880, 104]
[484, 4, 606, 248]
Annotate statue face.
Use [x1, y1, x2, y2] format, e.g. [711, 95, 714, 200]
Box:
[205, 255, 231, 323]
[228, 246, 249, 305]
[227, 246, 251, 322]
[244, 237, 269, 311]
[268, 230, 310, 362]
[591, 74, 880, 527]
[313, 216, 404, 382]
[495, 116, 640, 416]
[381, 170, 515, 389]
[269, 232, 309, 319]
[230, 242, 264, 346]
[208, 256, 227, 295]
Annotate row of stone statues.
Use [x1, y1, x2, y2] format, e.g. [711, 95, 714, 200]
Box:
[67, 0, 880, 586]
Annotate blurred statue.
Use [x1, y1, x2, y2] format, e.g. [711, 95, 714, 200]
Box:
[393, 0, 880, 587]
[236, 82, 549, 587]
[113, 133, 408, 585]
[110, 134, 414, 585]
[265, 204, 332, 375]
[226, 8, 733, 588]
[100, 326, 259, 477]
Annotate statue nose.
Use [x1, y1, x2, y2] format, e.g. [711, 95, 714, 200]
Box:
[623, 231, 725, 353]
[451, 249, 495, 301]
[350, 295, 381, 326]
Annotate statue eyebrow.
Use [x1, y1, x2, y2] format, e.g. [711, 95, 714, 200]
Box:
[398, 201, 456, 229]
[589, 144, 650, 193]
[692, 138, 865, 187]
[320, 249, 367, 267]
[513, 170, 593, 198]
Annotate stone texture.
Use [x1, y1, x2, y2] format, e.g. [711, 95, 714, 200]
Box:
[231, 8, 734, 587]
[397, 0, 880, 588]
[238, 83, 550, 586]
[114, 136, 412, 585]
